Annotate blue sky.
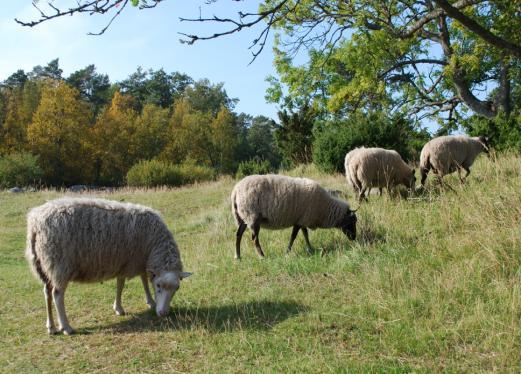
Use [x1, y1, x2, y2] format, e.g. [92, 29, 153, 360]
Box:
[0, 1, 280, 119]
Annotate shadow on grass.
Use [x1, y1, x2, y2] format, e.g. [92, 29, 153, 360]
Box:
[98, 299, 307, 334]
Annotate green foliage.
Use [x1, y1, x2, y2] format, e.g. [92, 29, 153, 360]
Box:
[274, 105, 315, 166]
[235, 159, 272, 179]
[0, 152, 43, 188]
[312, 112, 430, 173]
[246, 115, 281, 167]
[126, 159, 215, 187]
[463, 112, 521, 152]
[265, 1, 520, 126]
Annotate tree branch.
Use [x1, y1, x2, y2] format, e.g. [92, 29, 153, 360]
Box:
[433, 0, 521, 57]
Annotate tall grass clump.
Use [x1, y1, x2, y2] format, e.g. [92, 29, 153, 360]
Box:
[0, 152, 43, 188]
[126, 159, 215, 187]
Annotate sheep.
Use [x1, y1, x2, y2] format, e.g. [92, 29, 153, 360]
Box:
[420, 135, 489, 186]
[348, 147, 416, 202]
[25, 197, 192, 335]
[231, 174, 357, 259]
[344, 147, 383, 197]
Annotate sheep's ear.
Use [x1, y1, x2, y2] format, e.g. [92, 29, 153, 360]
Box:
[180, 272, 192, 280]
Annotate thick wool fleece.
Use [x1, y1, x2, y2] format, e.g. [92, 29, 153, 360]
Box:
[231, 174, 351, 230]
[26, 197, 182, 288]
[344, 147, 365, 191]
[348, 147, 414, 190]
[420, 135, 488, 177]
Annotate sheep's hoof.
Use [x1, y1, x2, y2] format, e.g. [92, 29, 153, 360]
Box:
[61, 326, 75, 335]
[113, 303, 126, 316]
[47, 326, 58, 335]
[114, 308, 126, 316]
[146, 301, 156, 309]
[234, 255, 241, 260]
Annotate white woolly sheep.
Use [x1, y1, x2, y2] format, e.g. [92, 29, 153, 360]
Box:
[344, 147, 383, 197]
[348, 147, 416, 202]
[26, 197, 192, 335]
[420, 135, 489, 186]
[231, 174, 357, 259]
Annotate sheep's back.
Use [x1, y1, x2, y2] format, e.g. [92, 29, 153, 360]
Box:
[28, 198, 163, 286]
[423, 136, 473, 174]
[352, 148, 408, 187]
[233, 175, 324, 229]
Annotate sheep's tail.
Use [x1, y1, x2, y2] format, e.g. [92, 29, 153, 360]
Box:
[231, 189, 244, 226]
[25, 225, 49, 285]
[419, 150, 431, 186]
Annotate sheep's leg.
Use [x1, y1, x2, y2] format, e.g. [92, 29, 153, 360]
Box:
[287, 225, 301, 253]
[44, 282, 57, 334]
[379, 188, 383, 196]
[463, 167, 470, 181]
[301, 227, 314, 255]
[252, 223, 265, 258]
[358, 186, 368, 203]
[420, 167, 430, 186]
[113, 277, 126, 316]
[52, 284, 74, 335]
[141, 274, 155, 309]
[457, 168, 465, 184]
[235, 222, 247, 260]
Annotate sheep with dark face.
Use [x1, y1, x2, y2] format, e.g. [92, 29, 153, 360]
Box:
[26, 197, 191, 335]
[420, 135, 489, 186]
[231, 174, 357, 259]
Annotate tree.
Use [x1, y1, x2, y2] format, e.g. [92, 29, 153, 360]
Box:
[274, 105, 315, 165]
[28, 59, 63, 81]
[183, 79, 238, 116]
[0, 88, 26, 153]
[132, 103, 170, 161]
[90, 91, 138, 185]
[67, 65, 112, 115]
[246, 115, 281, 166]
[17, 1, 520, 124]
[2, 70, 28, 89]
[210, 106, 240, 173]
[27, 81, 92, 185]
[118, 67, 193, 110]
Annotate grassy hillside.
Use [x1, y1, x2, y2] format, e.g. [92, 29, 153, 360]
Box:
[0, 154, 520, 372]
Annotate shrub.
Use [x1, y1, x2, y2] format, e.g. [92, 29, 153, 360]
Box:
[0, 152, 43, 188]
[235, 159, 272, 179]
[312, 112, 429, 173]
[126, 159, 215, 187]
[177, 161, 217, 184]
[462, 112, 521, 152]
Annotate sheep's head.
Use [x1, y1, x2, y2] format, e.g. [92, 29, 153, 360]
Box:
[338, 210, 357, 240]
[478, 136, 490, 154]
[406, 169, 416, 189]
[150, 270, 192, 317]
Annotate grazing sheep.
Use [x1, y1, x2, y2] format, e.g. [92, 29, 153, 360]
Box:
[420, 135, 489, 186]
[344, 147, 383, 197]
[26, 197, 192, 335]
[348, 147, 416, 202]
[344, 147, 363, 193]
[231, 174, 357, 259]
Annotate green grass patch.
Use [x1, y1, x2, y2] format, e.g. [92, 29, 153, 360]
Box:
[0, 154, 520, 371]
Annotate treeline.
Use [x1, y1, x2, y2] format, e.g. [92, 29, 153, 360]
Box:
[0, 59, 439, 188]
[0, 59, 281, 186]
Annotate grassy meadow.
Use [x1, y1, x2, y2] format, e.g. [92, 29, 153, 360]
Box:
[0, 154, 520, 372]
